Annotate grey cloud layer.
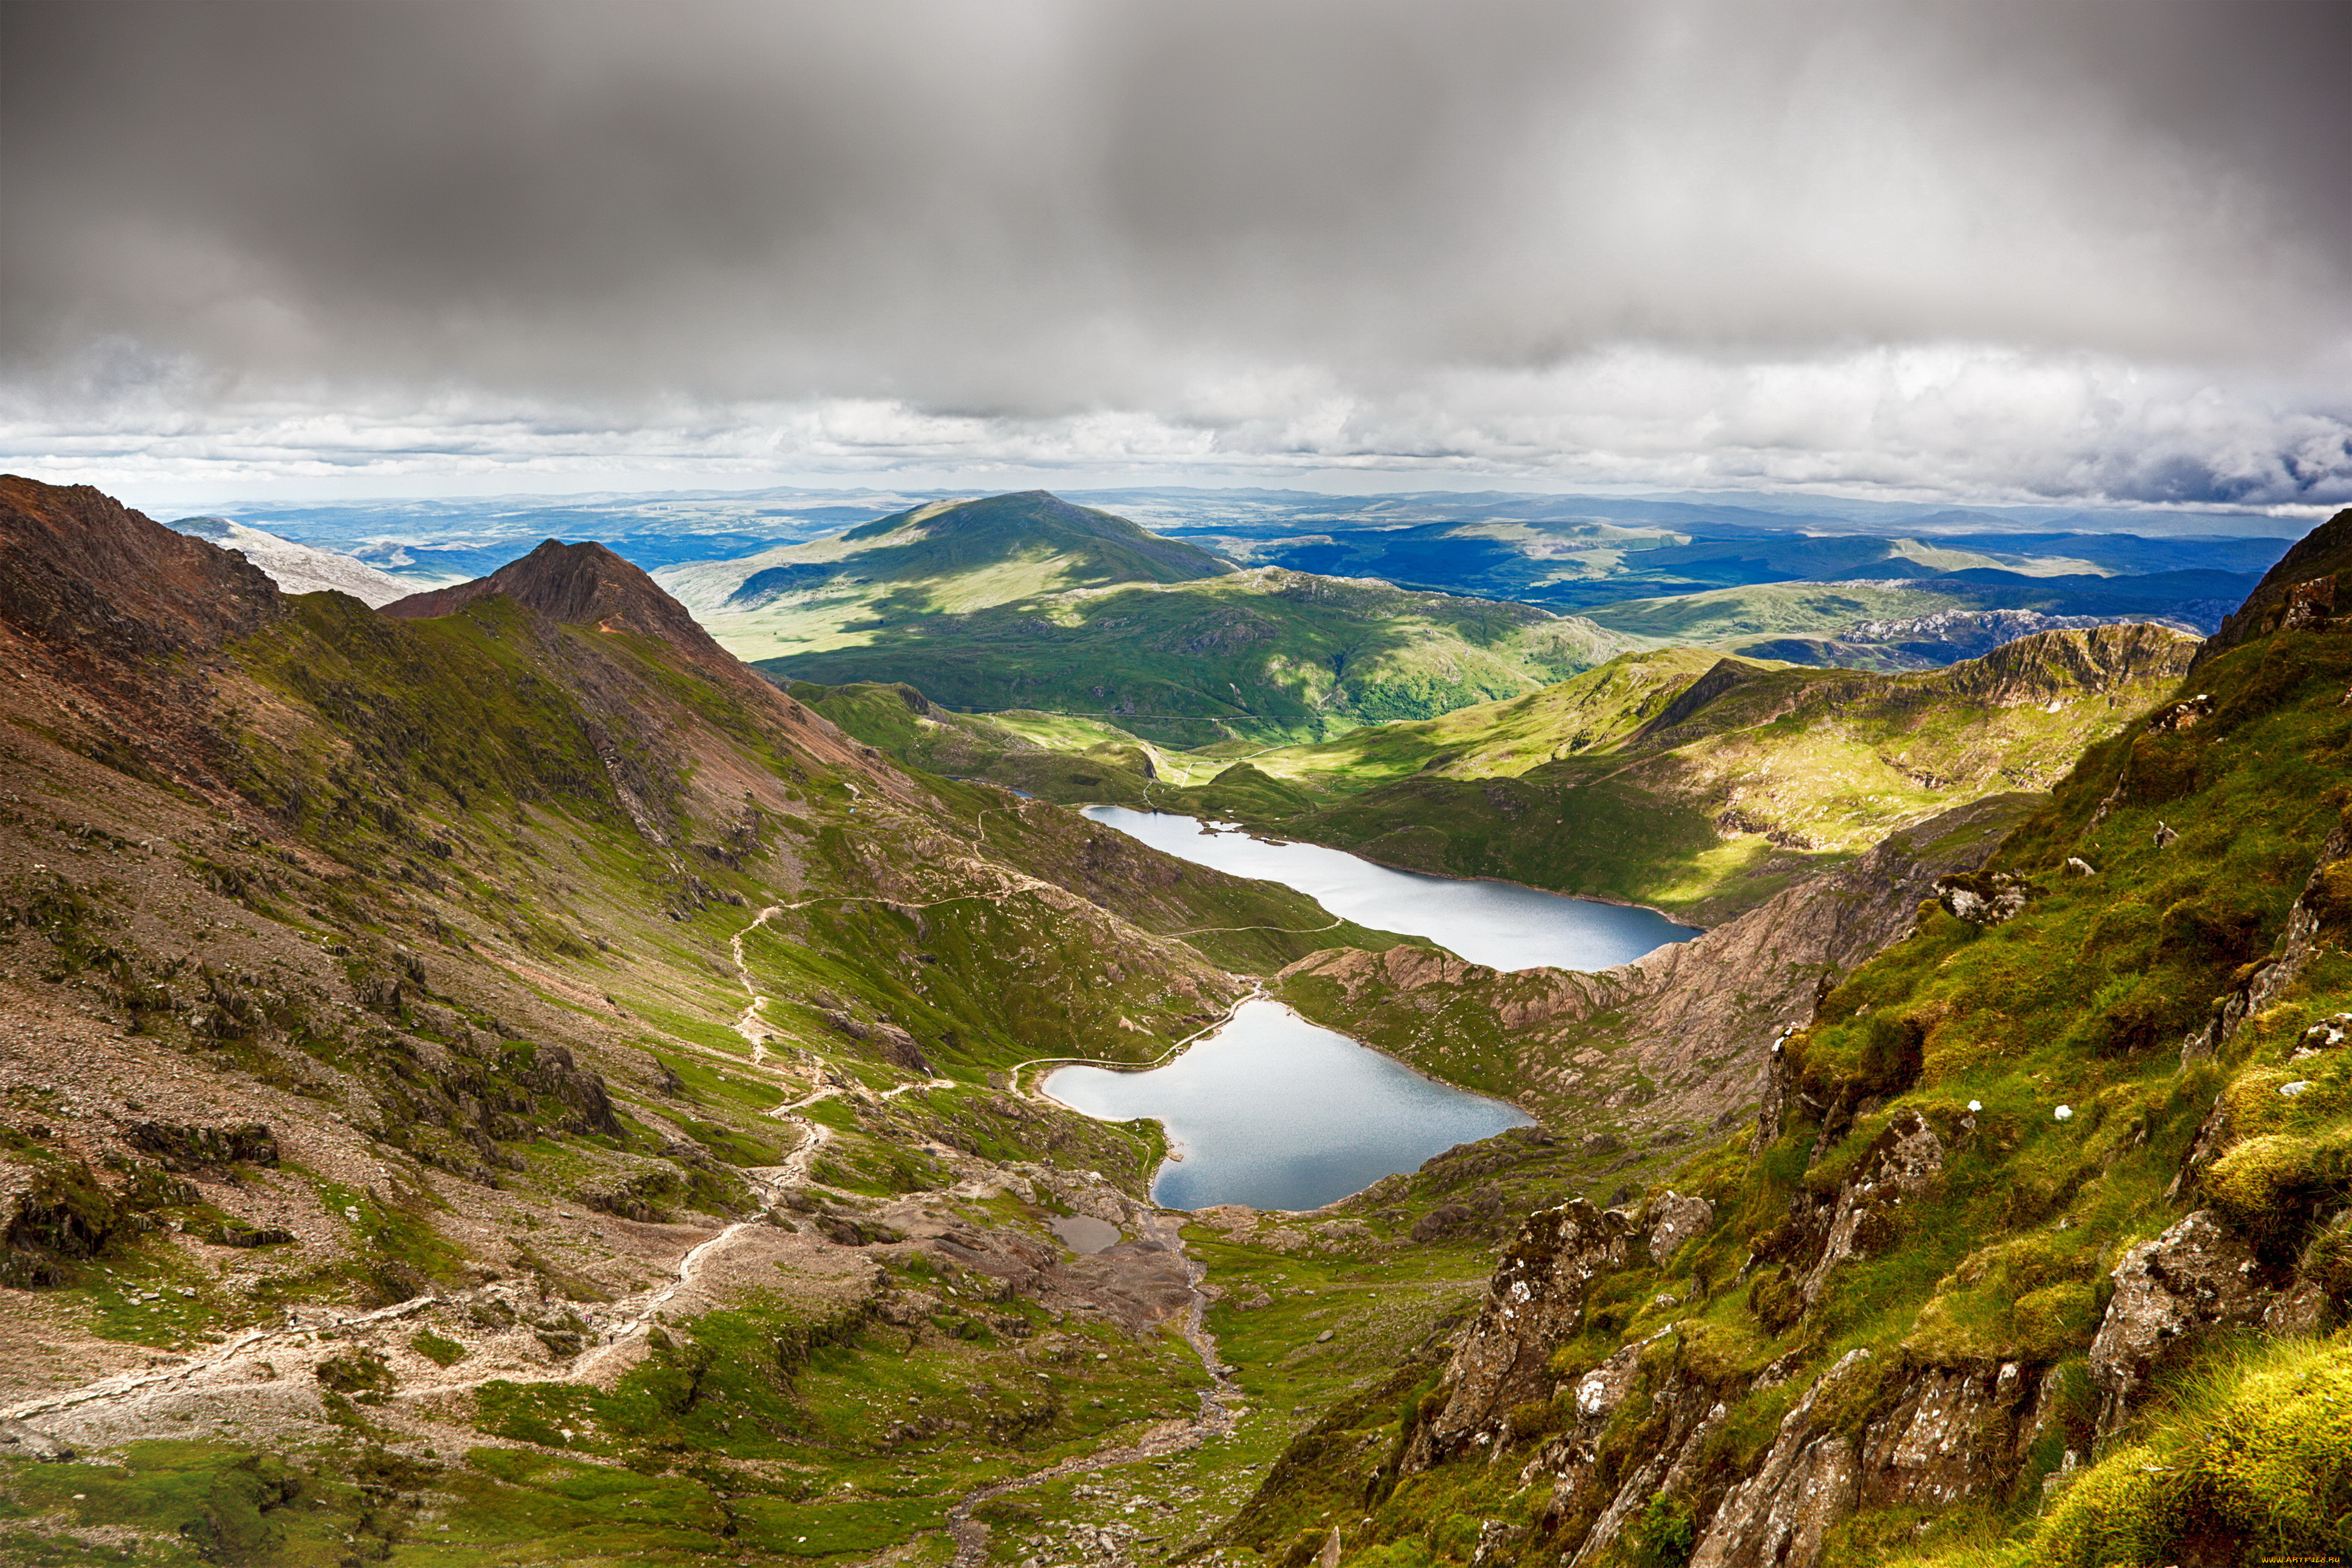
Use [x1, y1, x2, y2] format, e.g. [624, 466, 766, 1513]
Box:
[5, 1, 2349, 500]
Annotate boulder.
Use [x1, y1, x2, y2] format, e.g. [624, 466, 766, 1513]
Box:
[1857, 1359, 2036, 1509]
[2088, 1210, 2274, 1435]
[1798, 1111, 1944, 1310]
[0, 1417, 74, 1462]
[1406, 1200, 1636, 1467]
[1645, 1190, 1715, 1267]
[1935, 871, 2031, 926]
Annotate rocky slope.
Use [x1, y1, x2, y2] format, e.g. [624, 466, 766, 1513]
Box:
[170, 516, 415, 607]
[1218, 507, 2352, 1568]
[1276, 791, 2038, 1155]
[0, 475, 1431, 1561]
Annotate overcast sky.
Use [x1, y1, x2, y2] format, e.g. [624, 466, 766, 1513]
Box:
[4, 0, 2348, 510]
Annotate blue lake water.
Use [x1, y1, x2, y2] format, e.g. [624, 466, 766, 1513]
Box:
[1043, 809, 1699, 1210]
[1081, 805, 1696, 972]
[1045, 999, 1533, 1211]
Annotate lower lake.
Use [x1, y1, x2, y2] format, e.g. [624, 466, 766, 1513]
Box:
[1044, 999, 1534, 1211]
[1043, 810, 1699, 1211]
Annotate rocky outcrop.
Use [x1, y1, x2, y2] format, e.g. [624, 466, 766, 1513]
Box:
[1646, 1190, 1714, 1267]
[1797, 1112, 1944, 1310]
[123, 1121, 281, 1171]
[1935, 871, 2032, 926]
[2192, 504, 2352, 668]
[2180, 812, 2352, 1064]
[0, 1417, 74, 1462]
[0, 1162, 124, 1286]
[1856, 1358, 2046, 1508]
[1746, 1110, 1946, 1329]
[1282, 792, 2034, 1142]
[2087, 1209, 2280, 1435]
[1688, 1349, 1874, 1568]
[1406, 1200, 1637, 1468]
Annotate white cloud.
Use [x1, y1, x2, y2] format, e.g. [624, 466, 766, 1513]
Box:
[7, 342, 2345, 511]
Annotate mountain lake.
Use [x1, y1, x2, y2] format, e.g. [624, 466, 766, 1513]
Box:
[1043, 808, 1700, 1210]
[1081, 805, 1695, 971]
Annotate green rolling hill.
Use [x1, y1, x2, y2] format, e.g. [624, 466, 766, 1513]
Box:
[1222, 507, 2352, 1568]
[656, 488, 1233, 633]
[654, 491, 1642, 746]
[1241, 625, 2200, 921]
[805, 626, 2200, 923]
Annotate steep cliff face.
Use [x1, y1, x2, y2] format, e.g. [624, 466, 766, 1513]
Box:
[1222, 508, 2352, 1567]
[0, 475, 283, 659]
[1276, 791, 2034, 1152]
[2193, 505, 2352, 667]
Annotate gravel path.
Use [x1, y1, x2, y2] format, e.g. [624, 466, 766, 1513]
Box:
[945, 1209, 1239, 1568]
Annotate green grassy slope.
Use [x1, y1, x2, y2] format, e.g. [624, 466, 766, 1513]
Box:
[1579, 580, 1979, 640]
[1140, 624, 2199, 922]
[750, 567, 1639, 747]
[0, 482, 1443, 1563]
[785, 680, 1166, 808]
[1212, 513, 2352, 1568]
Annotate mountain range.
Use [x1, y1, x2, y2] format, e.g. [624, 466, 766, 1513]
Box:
[654, 492, 1642, 746]
[2, 472, 2347, 1563]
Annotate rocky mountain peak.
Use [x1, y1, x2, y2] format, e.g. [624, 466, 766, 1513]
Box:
[2195, 504, 2352, 665]
[0, 474, 283, 659]
[381, 537, 735, 669]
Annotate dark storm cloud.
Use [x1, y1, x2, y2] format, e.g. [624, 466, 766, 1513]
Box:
[3, 1, 2349, 500]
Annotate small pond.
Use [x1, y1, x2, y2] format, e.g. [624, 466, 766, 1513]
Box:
[1045, 999, 1534, 1212]
[1081, 805, 1695, 972]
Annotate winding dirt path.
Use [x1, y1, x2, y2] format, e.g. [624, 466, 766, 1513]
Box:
[565, 1218, 772, 1383]
[944, 1210, 1239, 1568]
[10, 857, 1251, 1486]
[1, 1293, 441, 1424]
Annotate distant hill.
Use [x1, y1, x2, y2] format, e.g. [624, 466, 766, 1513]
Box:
[1148, 624, 2203, 920]
[169, 516, 413, 606]
[1567, 572, 2246, 668]
[657, 490, 1230, 623]
[1176, 502, 2284, 616]
[654, 490, 1640, 745]
[753, 565, 1638, 747]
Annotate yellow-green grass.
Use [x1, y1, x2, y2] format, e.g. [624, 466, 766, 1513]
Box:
[1221, 618, 2352, 1566]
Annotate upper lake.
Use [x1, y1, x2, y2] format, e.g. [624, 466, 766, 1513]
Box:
[1081, 805, 1697, 972]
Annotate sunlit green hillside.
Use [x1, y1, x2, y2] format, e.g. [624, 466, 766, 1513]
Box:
[1216, 509, 2352, 1568]
[754, 567, 1638, 747]
[805, 625, 2198, 923]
